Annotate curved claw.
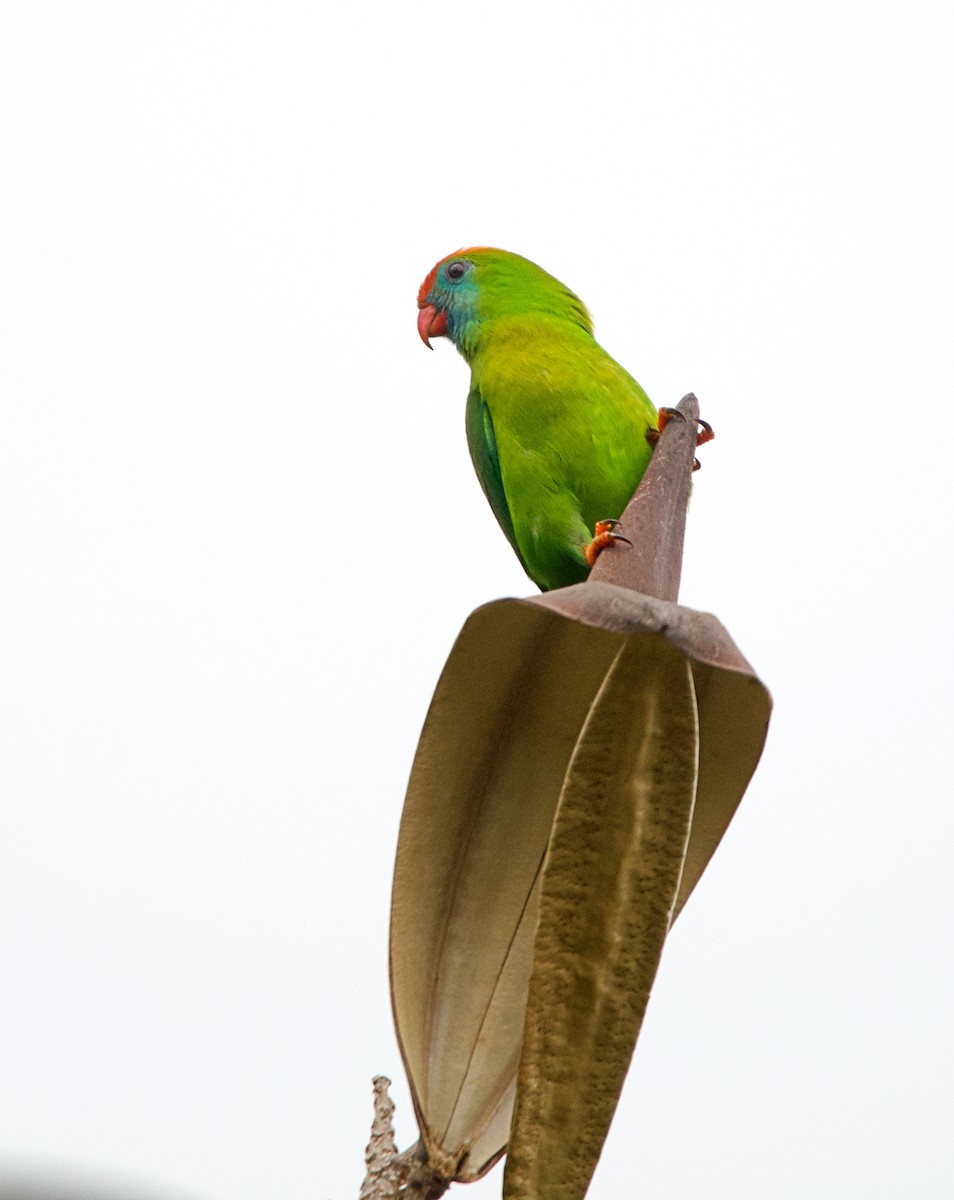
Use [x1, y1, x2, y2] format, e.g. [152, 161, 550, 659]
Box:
[657, 406, 687, 429]
[647, 409, 715, 449]
[584, 520, 632, 568]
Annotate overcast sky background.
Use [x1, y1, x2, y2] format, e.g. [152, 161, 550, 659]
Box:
[2, 3, 953, 1199]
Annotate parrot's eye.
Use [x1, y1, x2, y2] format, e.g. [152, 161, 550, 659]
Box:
[445, 260, 470, 282]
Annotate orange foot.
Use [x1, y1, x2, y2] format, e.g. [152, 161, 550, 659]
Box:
[645, 408, 715, 470]
[584, 519, 632, 568]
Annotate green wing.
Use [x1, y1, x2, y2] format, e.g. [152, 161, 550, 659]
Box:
[466, 323, 658, 591]
[465, 384, 529, 574]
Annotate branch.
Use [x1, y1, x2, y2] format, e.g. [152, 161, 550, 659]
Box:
[358, 1078, 451, 1200]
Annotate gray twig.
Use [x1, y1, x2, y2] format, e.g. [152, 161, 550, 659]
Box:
[359, 1078, 452, 1200]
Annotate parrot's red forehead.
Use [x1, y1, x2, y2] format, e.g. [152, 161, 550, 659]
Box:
[417, 264, 440, 307]
[417, 247, 495, 306]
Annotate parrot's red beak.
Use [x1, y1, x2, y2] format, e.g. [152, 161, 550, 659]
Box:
[417, 304, 448, 349]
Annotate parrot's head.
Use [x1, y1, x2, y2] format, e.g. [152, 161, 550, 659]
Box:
[417, 248, 592, 361]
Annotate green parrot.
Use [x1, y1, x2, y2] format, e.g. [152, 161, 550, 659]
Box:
[417, 247, 663, 592]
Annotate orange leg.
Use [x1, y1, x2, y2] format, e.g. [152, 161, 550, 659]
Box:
[584, 519, 632, 568]
[645, 409, 715, 448]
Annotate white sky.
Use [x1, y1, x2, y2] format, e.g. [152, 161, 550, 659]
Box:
[1, 2, 952, 1199]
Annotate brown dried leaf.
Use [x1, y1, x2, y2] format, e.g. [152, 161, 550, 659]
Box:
[503, 634, 698, 1200]
[388, 395, 771, 1190]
